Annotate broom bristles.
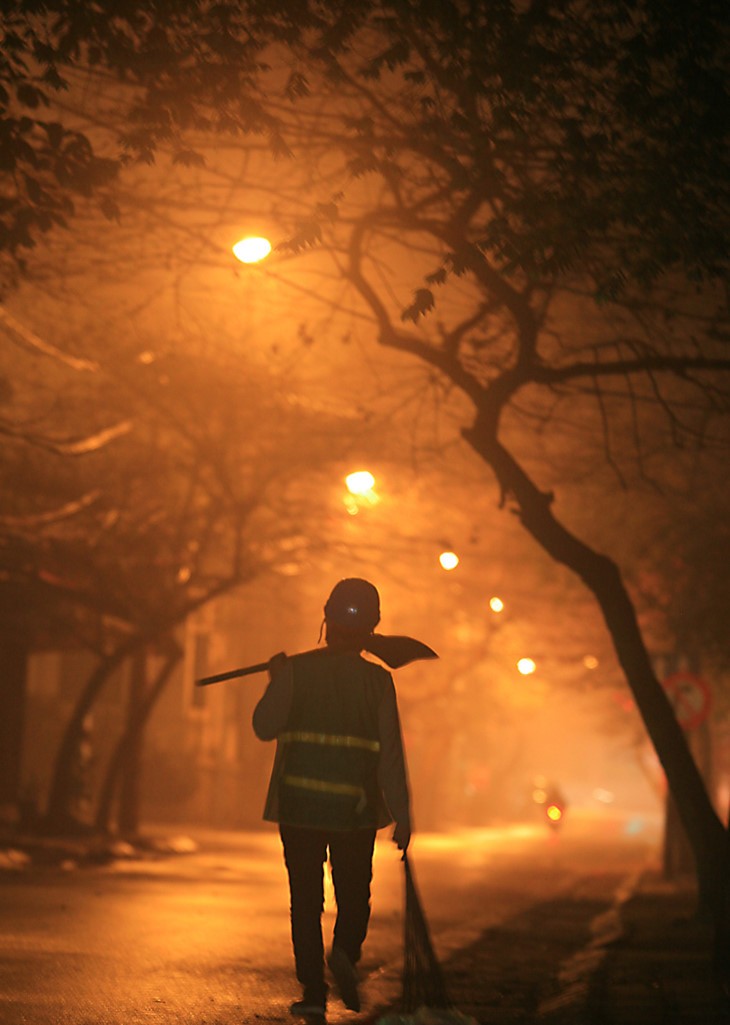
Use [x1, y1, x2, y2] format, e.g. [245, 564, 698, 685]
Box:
[401, 853, 451, 1012]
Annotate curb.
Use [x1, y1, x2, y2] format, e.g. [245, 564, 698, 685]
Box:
[536, 869, 642, 1022]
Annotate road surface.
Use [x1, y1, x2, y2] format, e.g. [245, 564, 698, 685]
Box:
[0, 809, 660, 1024]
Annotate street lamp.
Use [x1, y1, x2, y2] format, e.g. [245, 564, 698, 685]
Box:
[517, 657, 536, 675]
[439, 551, 459, 570]
[344, 470, 378, 514]
[232, 236, 272, 264]
[489, 596, 504, 613]
[346, 471, 375, 495]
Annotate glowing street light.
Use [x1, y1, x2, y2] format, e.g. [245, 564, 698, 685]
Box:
[489, 596, 504, 613]
[232, 235, 272, 264]
[345, 470, 375, 495]
[343, 470, 378, 515]
[517, 657, 537, 675]
[439, 551, 459, 571]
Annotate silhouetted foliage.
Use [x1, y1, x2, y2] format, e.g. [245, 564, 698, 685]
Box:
[1, 1, 727, 292]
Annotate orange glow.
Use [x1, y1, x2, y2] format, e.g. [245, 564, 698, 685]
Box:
[546, 803, 563, 822]
[232, 236, 272, 263]
[517, 657, 536, 675]
[489, 596, 504, 613]
[343, 495, 360, 516]
[439, 551, 459, 570]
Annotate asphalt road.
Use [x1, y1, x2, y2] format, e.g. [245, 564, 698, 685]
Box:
[0, 810, 661, 1025]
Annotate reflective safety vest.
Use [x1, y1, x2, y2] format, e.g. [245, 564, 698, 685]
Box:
[271, 649, 392, 831]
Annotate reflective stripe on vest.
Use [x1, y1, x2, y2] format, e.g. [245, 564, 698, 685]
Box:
[281, 773, 367, 812]
[279, 730, 380, 753]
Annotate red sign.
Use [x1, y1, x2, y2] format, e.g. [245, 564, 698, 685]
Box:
[662, 671, 712, 731]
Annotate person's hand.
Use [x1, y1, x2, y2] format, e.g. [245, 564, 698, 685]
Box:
[267, 651, 288, 678]
[392, 821, 410, 852]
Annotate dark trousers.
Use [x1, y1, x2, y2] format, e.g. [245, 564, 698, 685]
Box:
[279, 824, 377, 996]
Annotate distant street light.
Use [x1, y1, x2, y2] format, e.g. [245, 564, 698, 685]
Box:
[346, 470, 375, 495]
[232, 236, 272, 264]
[489, 596, 504, 613]
[517, 657, 536, 675]
[343, 470, 378, 514]
[439, 551, 459, 570]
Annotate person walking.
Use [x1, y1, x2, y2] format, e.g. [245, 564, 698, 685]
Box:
[253, 578, 412, 1018]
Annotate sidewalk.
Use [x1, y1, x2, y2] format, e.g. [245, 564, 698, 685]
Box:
[582, 873, 728, 1025]
[426, 869, 729, 1025]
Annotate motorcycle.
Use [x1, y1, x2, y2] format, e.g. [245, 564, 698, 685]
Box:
[531, 778, 567, 832]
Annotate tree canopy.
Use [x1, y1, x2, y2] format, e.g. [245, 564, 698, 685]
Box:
[1, 1, 727, 293]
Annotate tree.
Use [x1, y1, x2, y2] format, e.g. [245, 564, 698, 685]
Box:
[2, 2, 726, 288]
[252, 0, 730, 917]
[0, 304, 372, 831]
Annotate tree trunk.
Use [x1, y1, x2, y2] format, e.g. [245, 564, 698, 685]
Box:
[663, 791, 695, 878]
[44, 579, 237, 833]
[95, 641, 181, 834]
[45, 638, 143, 832]
[713, 798, 730, 994]
[117, 650, 146, 836]
[0, 626, 28, 824]
[464, 425, 727, 910]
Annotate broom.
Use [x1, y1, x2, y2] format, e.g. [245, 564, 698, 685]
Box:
[401, 852, 452, 1013]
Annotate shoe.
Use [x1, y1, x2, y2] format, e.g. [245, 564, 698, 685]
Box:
[289, 988, 326, 1018]
[327, 945, 360, 1012]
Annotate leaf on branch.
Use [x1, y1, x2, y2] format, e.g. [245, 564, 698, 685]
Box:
[99, 196, 121, 222]
[362, 36, 411, 79]
[284, 70, 310, 100]
[278, 219, 322, 253]
[449, 243, 484, 276]
[23, 174, 43, 203]
[343, 115, 375, 135]
[401, 288, 435, 323]
[269, 130, 293, 159]
[44, 121, 65, 149]
[172, 148, 206, 167]
[16, 83, 47, 109]
[314, 201, 338, 222]
[425, 267, 448, 286]
[40, 66, 67, 92]
[346, 153, 381, 178]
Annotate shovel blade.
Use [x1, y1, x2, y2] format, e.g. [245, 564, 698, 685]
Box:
[364, 634, 438, 668]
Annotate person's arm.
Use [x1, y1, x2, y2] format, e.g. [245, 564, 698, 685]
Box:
[252, 653, 293, 741]
[377, 676, 411, 850]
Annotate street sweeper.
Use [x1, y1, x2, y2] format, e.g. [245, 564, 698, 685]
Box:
[252, 578, 433, 1018]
